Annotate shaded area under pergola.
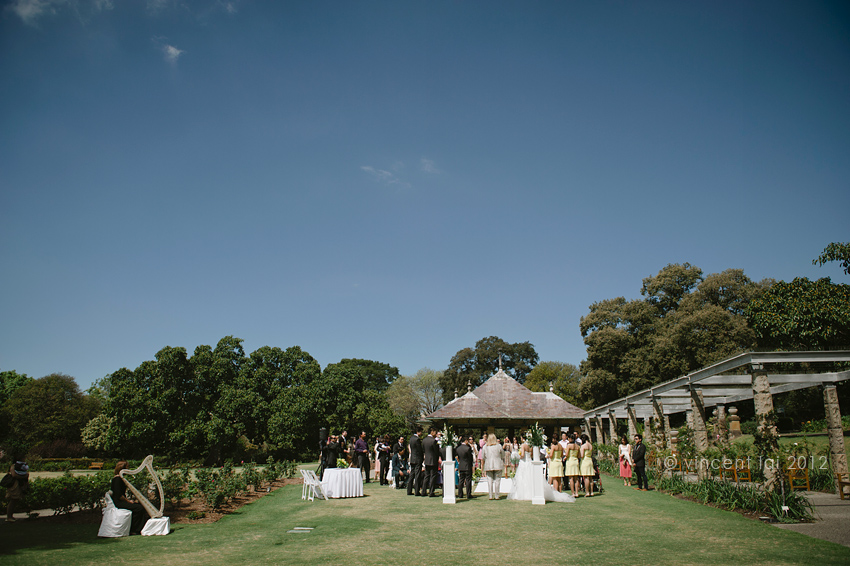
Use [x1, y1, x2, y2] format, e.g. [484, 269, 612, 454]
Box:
[582, 351, 850, 490]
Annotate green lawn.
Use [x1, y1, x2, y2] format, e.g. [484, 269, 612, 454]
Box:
[2, 473, 848, 566]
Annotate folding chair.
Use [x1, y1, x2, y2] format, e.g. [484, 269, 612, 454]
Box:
[304, 470, 328, 501]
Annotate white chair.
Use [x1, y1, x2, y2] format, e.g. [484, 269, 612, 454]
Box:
[302, 470, 327, 501]
[98, 491, 132, 538]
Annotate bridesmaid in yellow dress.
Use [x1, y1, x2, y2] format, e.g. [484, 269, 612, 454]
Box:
[547, 438, 564, 492]
[579, 434, 595, 497]
[563, 433, 581, 497]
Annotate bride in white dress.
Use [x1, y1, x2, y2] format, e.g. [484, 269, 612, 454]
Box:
[507, 441, 575, 503]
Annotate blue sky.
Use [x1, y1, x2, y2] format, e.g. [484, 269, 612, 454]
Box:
[1, 1, 848, 391]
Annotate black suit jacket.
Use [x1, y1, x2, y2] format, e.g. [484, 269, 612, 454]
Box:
[455, 443, 474, 472]
[423, 435, 440, 466]
[409, 434, 424, 465]
[633, 442, 646, 466]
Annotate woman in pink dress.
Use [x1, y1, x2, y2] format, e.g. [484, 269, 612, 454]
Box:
[618, 436, 633, 486]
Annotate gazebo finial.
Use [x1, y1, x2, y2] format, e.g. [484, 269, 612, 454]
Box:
[498, 353, 503, 372]
[454, 388, 458, 399]
[467, 380, 472, 393]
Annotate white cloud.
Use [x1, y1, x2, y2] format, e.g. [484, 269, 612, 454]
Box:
[361, 166, 411, 189]
[163, 44, 184, 63]
[10, 0, 65, 25]
[152, 37, 185, 64]
[420, 158, 440, 174]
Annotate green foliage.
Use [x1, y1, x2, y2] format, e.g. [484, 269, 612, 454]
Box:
[387, 368, 443, 428]
[524, 361, 583, 408]
[813, 242, 850, 275]
[440, 336, 539, 403]
[2, 373, 101, 455]
[580, 266, 765, 408]
[745, 277, 850, 350]
[0, 369, 32, 406]
[653, 475, 813, 522]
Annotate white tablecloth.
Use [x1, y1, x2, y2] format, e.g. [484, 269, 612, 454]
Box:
[322, 468, 364, 498]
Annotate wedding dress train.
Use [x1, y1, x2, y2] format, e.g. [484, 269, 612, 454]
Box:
[507, 454, 575, 503]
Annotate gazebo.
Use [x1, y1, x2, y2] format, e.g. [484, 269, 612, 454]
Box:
[425, 366, 585, 438]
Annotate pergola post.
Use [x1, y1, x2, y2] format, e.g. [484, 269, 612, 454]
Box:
[627, 405, 638, 439]
[643, 417, 653, 449]
[595, 415, 606, 446]
[690, 387, 709, 479]
[664, 415, 672, 450]
[824, 384, 849, 495]
[608, 409, 618, 443]
[652, 396, 666, 451]
[584, 417, 594, 442]
[751, 363, 778, 490]
[716, 405, 728, 446]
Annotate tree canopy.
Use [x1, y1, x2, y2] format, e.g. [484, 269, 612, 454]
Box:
[579, 265, 768, 408]
[745, 277, 850, 351]
[523, 361, 583, 408]
[439, 336, 539, 403]
[813, 242, 850, 275]
[2, 373, 100, 457]
[387, 368, 444, 427]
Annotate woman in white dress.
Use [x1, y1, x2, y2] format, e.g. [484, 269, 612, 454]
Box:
[507, 440, 575, 503]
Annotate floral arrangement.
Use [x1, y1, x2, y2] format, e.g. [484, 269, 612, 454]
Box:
[442, 425, 457, 447]
[525, 422, 547, 448]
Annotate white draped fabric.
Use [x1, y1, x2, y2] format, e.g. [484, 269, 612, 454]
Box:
[322, 468, 364, 498]
[508, 456, 575, 503]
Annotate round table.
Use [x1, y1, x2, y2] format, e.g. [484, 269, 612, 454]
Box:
[322, 468, 364, 498]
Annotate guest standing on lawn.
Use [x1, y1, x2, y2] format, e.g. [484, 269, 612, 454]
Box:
[4, 460, 29, 522]
[423, 428, 441, 497]
[619, 436, 633, 486]
[354, 431, 370, 483]
[579, 434, 595, 497]
[548, 438, 564, 492]
[564, 434, 581, 498]
[456, 436, 474, 499]
[407, 427, 424, 496]
[633, 434, 648, 491]
[481, 434, 506, 500]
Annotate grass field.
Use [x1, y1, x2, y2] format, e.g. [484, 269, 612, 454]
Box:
[2, 471, 849, 566]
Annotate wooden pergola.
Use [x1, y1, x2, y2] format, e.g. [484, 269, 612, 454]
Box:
[582, 350, 850, 490]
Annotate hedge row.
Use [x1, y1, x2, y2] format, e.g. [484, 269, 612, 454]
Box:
[1, 458, 297, 515]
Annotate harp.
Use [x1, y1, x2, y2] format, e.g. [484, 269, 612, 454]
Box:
[119, 455, 165, 518]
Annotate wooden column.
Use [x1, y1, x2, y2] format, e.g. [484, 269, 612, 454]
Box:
[751, 363, 778, 490]
[627, 405, 638, 439]
[652, 396, 666, 451]
[690, 387, 709, 479]
[584, 417, 593, 442]
[609, 409, 618, 444]
[824, 384, 849, 495]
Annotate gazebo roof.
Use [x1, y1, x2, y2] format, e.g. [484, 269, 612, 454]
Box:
[427, 368, 585, 422]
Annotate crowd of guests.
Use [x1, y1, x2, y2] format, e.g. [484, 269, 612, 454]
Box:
[318, 427, 651, 498]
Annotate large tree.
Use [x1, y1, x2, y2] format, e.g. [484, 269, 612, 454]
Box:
[523, 361, 583, 408]
[387, 368, 444, 427]
[440, 336, 539, 403]
[579, 265, 767, 408]
[746, 277, 850, 351]
[3, 373, 100, 456]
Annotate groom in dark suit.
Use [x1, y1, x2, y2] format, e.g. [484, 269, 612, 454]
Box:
[423, 427, 441, 497]
[407, 426, 424, 496]
[456, 436, 474, 499]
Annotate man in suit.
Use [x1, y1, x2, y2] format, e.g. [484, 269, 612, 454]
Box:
[407, 427, 424, 496]
[423, 427, 441, 497]
[354, 431, 370, 483]
[632, 434, 648, 491]
[456, 435, 475, 499]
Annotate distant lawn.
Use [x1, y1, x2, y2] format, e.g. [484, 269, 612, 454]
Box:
[733, 433, 850, 455]
[2, 472, 849, 566]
